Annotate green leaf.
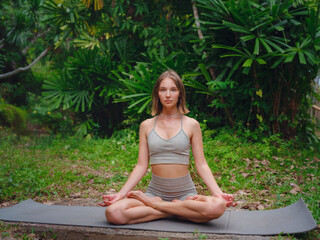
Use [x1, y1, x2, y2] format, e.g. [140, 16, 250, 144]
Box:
[138, 98, 152, 113]
[213, 67, 228, 82]
[271, 56, 285, 68]
[264, 39, 285, 53]
[212, 44, 246, 56]
[256, 58, 266, 64]
[240, 35, 256, 42]
[122, 93, 148, 99]
[254, 38, 260, 55]
[303, 51, 317, 65]
[298, 51, 306, 64]
[284, 53, 296, 63]
[128, 96, 149, 109]
[242, 67, 250, 75]
[259, 38, 273, 53]
[220, 54, 245, 58]
[199, 63, 212, 82]
[242, 59, 253, 67]
[249, 19, 273, 32]
[222, 20, 250, 34]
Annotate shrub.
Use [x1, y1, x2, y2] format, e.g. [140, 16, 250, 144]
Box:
[0, 103, 27, 135]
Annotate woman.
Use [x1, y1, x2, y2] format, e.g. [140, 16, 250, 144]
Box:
[99, 70, 236, 224]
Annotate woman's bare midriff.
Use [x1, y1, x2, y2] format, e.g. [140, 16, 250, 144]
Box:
[151, 164, 189, 178]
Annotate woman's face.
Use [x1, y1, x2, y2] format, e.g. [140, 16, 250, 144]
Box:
[158, 77, 180, 109]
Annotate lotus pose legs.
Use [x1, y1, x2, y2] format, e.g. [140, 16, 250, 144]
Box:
[127, 191, 226, 223]
[105, 196, 171, 225]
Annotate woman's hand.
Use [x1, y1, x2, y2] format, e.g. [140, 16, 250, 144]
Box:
[98, 193, 124, 207]
[216, 193, 237, 207]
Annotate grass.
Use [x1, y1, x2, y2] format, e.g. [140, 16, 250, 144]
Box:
[0, 129, 319, 239]
[0, 221, 57, 239]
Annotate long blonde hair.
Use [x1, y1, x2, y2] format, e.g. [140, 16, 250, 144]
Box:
[151, 70, 189, 116]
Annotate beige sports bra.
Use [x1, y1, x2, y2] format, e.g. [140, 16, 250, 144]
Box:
[147, 115, 190, 165]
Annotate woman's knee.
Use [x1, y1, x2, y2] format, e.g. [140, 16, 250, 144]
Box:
[105, 204, 127, 225]
[206, 197, 226, 219]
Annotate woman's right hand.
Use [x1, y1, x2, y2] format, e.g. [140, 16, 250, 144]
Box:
[98, 193, 124, 206]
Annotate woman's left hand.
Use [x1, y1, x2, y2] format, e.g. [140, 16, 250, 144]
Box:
[216, 193, 237, 207]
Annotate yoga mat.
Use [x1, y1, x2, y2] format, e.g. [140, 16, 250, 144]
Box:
[0, 198, 316, 235]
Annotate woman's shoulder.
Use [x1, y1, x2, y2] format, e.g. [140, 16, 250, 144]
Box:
[140, 116, 157, 133]
[141, 116, 157, 127]
[183, 115, 200, 127]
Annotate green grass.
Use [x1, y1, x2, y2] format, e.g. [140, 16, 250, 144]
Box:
[0, 130, 319, 239]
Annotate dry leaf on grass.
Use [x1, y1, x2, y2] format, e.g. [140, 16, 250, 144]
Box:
[257, 204, 265, 210]
[241, 172, 250, 178]
[289, 183, 302, 194]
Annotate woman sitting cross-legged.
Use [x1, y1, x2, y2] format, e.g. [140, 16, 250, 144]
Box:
[99, 70, 236, 224]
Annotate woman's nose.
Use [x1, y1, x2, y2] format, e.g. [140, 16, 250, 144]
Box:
[166, 90, 171, 96]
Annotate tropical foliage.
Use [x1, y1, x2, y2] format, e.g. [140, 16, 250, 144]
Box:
[0, 0, 319, 141]
[187, 0, 320, 138]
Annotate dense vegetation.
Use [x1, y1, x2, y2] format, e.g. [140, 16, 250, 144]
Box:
[0, 0, 319, 140]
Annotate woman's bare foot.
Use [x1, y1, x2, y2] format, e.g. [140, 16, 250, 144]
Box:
[127, 191, 162, 207]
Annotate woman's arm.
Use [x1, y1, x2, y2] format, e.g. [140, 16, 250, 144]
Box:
[190, 119, 235, 206]
[118, 121, 150, 196]
[100, 120, 150, 206]
[191, 120, 223, 196]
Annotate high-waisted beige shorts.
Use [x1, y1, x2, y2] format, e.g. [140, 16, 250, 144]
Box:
[145, 173, 197, 201]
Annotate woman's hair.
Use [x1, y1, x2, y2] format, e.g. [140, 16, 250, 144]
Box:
[151, 70, 189, 116]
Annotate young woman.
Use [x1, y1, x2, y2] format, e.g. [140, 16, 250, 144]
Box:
[99, 70, 236, 224]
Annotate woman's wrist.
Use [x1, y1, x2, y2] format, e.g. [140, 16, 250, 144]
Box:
[117, 191, 126, 199]
[212, 189, 223, 197]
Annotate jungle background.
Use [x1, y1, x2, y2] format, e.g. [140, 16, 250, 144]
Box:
[0, 0, 319, 239]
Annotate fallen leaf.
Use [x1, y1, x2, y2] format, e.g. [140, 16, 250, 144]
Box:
[87, 179, 94, 184]
[290, 183, 299, 188]
[241, 172, 249, 178]
[257, 204, 264, 210]
[0, 202, 10, 207]
[259, 190, 268, 195]
[71, 192, 82, 198]
[237, 190, 248, 196]
[290, 188, 301, 195]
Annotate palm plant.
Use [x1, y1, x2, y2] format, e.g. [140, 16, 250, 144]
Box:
[190, 0, 320, 137]
[42, 0, 88, 48]
[42, 47, 124, 137]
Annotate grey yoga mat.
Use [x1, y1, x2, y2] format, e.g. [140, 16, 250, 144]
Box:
[0, 198, 316, 235]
